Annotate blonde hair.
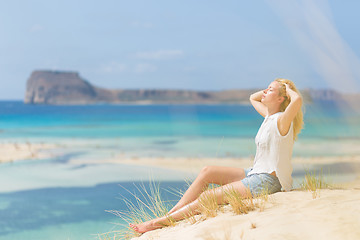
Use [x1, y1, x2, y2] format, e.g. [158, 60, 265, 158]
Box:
[275, 78, 304, 141]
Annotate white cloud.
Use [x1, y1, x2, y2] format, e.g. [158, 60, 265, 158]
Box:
[268, 0, 360, 92]
[100, 62, 127, 73]
[134, 50, 184, 60]
[134, 63, 157, 73]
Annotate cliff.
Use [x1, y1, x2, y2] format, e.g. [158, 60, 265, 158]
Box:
[24, 70, 358, 105]
[24, 70, 257, 104]
[25, 71, 98, 104]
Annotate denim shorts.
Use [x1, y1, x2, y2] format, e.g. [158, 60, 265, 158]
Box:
[241, 168, 282, 197]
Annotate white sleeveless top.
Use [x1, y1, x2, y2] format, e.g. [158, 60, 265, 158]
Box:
[248, 112, 294, 191]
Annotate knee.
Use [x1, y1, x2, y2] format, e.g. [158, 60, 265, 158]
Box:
[199, 165, 216, 178]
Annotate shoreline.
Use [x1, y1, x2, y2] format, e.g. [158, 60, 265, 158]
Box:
[2, 141, 360, 190]
[0, 142, 56, 163]
[76, 155, 360, 189]
[2, 140, 360, 186]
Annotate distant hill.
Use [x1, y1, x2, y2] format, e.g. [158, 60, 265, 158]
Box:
[24, 70, 359, 105]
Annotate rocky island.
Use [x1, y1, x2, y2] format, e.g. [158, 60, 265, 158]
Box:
[24, 70, 357, 105]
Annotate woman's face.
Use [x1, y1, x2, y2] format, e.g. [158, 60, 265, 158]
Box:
[261, 81, 283, 105]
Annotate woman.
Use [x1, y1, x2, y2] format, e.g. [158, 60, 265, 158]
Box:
[130, 78, 304, 233]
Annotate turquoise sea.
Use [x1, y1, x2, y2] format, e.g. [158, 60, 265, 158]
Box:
[0, 101, 360, 239]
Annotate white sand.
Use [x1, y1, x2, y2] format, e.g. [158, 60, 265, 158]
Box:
[0, 142, 56, 163]
[131, 189, 360, 240]
[103, 156, 360, 240]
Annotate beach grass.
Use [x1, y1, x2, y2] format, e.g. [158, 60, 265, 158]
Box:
[99, 180, 272, 239]
[224, 187, 255, 215]
[99, 181, 176, 240]
[255, 188, 272, 212]
[198, 185, 222, 219]
[299, 169, 334, 198]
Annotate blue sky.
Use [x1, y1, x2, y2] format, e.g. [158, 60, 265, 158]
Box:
[1, 0, 360, 99]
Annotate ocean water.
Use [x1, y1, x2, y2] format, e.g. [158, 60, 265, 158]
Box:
[1, 101, 359, 157]
[0, 101, 359, 239]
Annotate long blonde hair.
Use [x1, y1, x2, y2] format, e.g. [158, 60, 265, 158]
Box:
[275, 78, 304, 141]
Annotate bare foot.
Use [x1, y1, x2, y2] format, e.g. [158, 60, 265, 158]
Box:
[129, 220, 162, 234]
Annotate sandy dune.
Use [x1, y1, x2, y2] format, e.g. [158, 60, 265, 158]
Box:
[131, 189, 360, 240]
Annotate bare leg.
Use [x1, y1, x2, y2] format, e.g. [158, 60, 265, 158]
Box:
[130, 180, 251, 233]
[168, 166, 246, 214]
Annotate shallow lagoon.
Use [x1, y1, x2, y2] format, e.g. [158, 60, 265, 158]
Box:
[1, 101, 359, 239]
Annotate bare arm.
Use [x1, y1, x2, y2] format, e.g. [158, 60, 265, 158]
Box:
[250, 90, 267, 117]
[278, 84, 303, 136]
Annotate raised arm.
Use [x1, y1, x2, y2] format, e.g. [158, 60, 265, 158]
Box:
[277, 84, 303, 136]
[250, 90, 267, 117]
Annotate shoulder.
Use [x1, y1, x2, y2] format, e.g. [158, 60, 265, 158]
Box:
[277, 112, 293, 136]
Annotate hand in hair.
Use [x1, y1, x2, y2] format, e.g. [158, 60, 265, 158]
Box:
[277, 83, 302, 137]
[284, 83, 297, 101]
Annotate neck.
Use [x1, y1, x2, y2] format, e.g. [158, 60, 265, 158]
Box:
[267, 106, 281, 116]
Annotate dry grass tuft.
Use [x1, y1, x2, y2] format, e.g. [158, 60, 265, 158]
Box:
[300, 169, 333, 199]
[99, 179, 273, 239]
[255, 188, 272, 212]
[225, 187, 255, 215]
[99, 181, 176, 240]
[251, 222, 257, 229]
[198, 188, 221, 219]
[183, 207, 199, 225]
